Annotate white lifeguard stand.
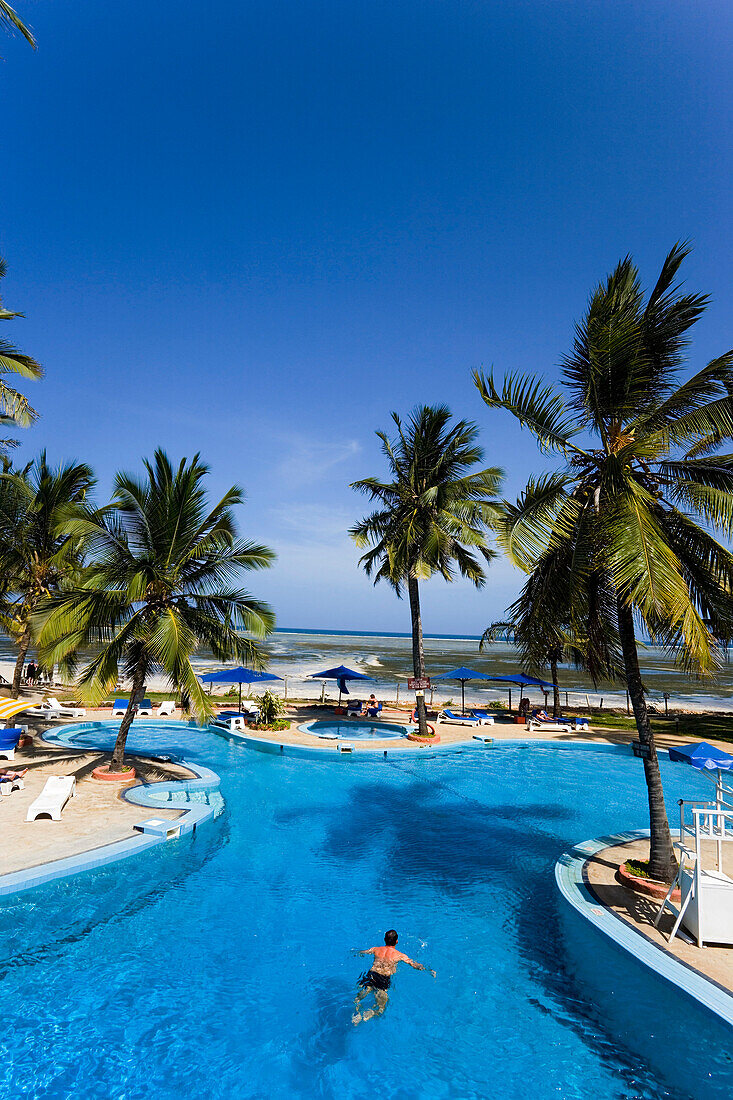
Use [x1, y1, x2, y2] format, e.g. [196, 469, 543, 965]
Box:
[656, 787, 733, 947]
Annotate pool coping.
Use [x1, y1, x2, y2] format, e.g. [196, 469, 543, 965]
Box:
[555, 829, 733, 1029]
[0, 721, 222, 899]
[210, 727, 640, 759]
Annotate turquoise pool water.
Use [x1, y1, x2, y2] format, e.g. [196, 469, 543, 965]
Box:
[301, 718, 408, 740]
[1, 722, 730, 1098]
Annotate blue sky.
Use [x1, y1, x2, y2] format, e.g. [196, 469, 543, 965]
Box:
[2, 1, 732, 634]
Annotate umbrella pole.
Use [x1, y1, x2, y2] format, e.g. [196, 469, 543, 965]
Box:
[239, 682, 242, 712]
[462, 681, 466, 715]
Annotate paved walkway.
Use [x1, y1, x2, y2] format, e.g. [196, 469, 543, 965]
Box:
[0, 745, 190, 877]
[586, 838, 733, 995]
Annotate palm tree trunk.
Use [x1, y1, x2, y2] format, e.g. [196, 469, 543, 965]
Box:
[551, 656, 560, 718]
[407, 574, 429, 737]
[11, 626, 31, 698]
[110, 660, 146, 772]
[616, 597, 677, 883]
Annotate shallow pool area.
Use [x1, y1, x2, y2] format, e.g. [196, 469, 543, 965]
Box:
[300, 718, 410, 740]
[1, 723, 730, 1098]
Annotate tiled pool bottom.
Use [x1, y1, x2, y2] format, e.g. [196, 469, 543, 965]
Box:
[0, 728, 729, 1098]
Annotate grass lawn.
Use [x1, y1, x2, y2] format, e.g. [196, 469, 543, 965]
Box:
[591, 709, 733, 745]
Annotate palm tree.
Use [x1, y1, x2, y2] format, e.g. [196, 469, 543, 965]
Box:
[36, 450, 276, 772]
[0, 453, 94, 696]
[475, 242, 733, 882]
[350, 405, 502, 736]
[481, 500, 623, 717]
[0, 257, 42, 450]
[0, 1, 35, 49]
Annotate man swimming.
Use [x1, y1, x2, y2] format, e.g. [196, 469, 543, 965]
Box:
[352, 929, 436, 1024]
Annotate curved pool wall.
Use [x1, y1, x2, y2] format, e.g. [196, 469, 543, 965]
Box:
[0, 720, 222, 899]
[0, 729, 726, 1097]
[556, 831, 733, 1095]
[300, 718, 410, 740]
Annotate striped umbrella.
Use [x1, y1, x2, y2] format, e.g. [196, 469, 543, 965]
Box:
[0, 697, 32, 723]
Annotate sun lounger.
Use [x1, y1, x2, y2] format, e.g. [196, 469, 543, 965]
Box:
[112, 700, 129, 717]
[346, 700, 363, 715]
[210, 713, 249, 733]
[136, 699, 153, 716]
[526, 716, 574, 732]
[0, 767, 27, 793]
[366, 702, 383, 718]
[469, 710, 496, 725]
[157, 700, 176, 716]
[24, 697, 86, 719]
[0, 727, 21, 761]
[26, 775, 76, 821]
[439, 709, 489, 727]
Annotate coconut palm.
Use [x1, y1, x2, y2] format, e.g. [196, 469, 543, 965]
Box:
[36, 450, 276, 772]
[0, 1, 35, 49]
[350, 405, 502, 736]
[481, 501, 623, 717]
[0, 453, 94, 696]
[475, 242, 733, 882]
[0, 257, 42, 450]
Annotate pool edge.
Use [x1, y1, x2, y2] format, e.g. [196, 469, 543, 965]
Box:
[0, 722, 222, 899]
[555, 830, 733, 1029]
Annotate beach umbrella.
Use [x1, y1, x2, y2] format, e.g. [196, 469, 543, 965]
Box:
[484, 672, 554, 711]
[309, 665, 374, 707]
[199, 667, 283, 712]
[0, 697, 35, 723]
[432, 666, 493, 716]
[668, 742, 733, 771]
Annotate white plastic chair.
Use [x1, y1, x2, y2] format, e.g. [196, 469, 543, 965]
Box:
[26, 775, 76, 821]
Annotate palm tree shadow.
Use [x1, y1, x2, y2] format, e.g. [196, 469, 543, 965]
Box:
[278, 775, 682, 1098]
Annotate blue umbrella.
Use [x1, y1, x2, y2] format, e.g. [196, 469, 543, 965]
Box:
[433, 666, 493, 715]
[487, 673, 554, 689]
[309, 665, 374, 706]
[476, 672, 554, 713]
[668, 742, 733, 771]
[199, 666, 283, 711]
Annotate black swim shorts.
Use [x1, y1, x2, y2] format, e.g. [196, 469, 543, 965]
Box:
[359, 969, 391, 992]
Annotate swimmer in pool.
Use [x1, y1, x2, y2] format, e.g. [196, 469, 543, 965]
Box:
[352, 929, 435, 1024]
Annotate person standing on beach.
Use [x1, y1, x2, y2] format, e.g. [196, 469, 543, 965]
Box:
[352, 929, 435, 1024]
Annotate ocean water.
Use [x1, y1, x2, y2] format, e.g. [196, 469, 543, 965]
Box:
[0, 723, 728, 1098]
[5, 627, 733, 711]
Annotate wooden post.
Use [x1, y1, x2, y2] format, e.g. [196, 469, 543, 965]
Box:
[508, 688, 512, 713]
[284, 677, 288, 700]
[396, 682, 400, 703]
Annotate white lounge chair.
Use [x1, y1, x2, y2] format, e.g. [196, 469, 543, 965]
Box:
[26, 775, 76, 821]
[209, 713, 248, 733]
[157, 700, 176, 717]
[24, 697, 86, 719]
[438, 709, 489, 727]
[526, 717, 574, 733]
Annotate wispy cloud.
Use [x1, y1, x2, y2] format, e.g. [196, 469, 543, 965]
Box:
[273, 436, 361, 490]
[269, 502, 353, 542]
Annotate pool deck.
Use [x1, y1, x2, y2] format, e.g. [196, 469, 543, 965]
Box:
[234, 702, 733, 754]
[584, 837, 733, 997]
[0, 738, 193, 882]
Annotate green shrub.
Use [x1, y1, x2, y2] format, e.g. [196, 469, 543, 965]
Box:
[256, 690, 286, 724]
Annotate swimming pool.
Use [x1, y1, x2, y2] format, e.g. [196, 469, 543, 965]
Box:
[1, 722, 730, 1098]
[301, 718, 409, 740]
